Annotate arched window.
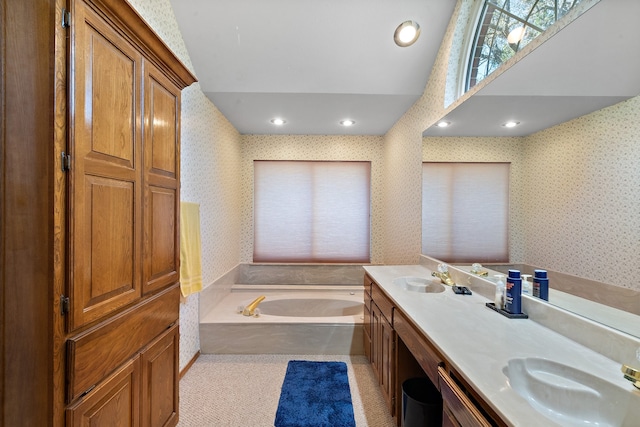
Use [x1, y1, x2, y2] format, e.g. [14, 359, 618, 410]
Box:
[467, 0, 583, 90]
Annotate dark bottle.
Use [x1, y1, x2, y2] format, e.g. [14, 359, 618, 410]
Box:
[505, 270, 522, 314]
[533, 270, 549, 301]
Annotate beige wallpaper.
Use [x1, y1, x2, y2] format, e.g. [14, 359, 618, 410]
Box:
[522, 96, 640, 289]
[239, 135, 385, 263]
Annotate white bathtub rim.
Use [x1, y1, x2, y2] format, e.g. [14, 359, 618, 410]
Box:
[201, 290, 364, 325]
[230, 284, 363, 292]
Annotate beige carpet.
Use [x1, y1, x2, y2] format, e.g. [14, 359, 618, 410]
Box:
[178, 354, 396, 427]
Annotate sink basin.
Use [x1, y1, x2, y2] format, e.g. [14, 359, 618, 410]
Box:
[393, 277, 445, 293]
[504, 357, 640, 426]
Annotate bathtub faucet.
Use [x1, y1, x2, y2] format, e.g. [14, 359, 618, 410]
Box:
[242, 296, 266, 316]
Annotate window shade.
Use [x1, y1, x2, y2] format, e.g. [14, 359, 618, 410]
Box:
[422, 162, 509, 263]
[254, 161, 371, 263]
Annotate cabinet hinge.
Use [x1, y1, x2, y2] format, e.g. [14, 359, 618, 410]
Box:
[61, 151, 71, 172]
[61, 8, 71, 28]
[60, 295, 70, 315]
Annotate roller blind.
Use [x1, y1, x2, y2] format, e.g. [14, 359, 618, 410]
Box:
[254, 160, 371, 263]
[422, 162, 509, 263]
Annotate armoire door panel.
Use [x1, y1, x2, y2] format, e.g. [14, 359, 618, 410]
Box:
[89, 29, 136, 166]
[69, 0, 143, 330]
[66, 356, 140, 427]
[141, 325, 179, 427]
[145, 186, 178, 293]
[74, 1, 142, 170]
[143, 64, 181, 295]
[88, 177, 134, 296]
[149, 76, 178, 177]
[72, 175, 140, 328]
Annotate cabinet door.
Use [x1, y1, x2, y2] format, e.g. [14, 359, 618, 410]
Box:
[370, 302, 381, 376]
[143, 64, 181, 295]
[140, 324, 179, 427]
[68, 0, 143, 330]
[363, 299, 371, 360]
[380, 312, 395, 415]
[66, 357, 140, 427]
[439, 367, 491, 427]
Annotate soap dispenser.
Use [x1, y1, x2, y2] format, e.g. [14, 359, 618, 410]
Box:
[494, 274, 506, 310]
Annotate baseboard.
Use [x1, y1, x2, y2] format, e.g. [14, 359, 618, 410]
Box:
[180, 350, 200, 379]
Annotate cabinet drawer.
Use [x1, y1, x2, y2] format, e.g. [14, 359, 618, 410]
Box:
[439, 367, 491, 427]
[371, 282, 394, 323]
[394, 309, 443, 387]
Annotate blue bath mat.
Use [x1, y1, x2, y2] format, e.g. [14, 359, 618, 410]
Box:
[274, 360, 356, 427]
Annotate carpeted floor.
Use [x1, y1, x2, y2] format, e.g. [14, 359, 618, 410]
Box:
[177, 354, 396, 427]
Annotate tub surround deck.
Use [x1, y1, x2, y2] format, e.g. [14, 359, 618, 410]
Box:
[199, 263, 366, 321]
[200, 286, 365, 354]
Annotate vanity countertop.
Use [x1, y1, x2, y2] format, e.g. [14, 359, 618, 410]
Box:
[364, 264, 635, 427]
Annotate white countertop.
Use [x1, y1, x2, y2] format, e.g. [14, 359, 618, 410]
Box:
[364, 264, 634, 427]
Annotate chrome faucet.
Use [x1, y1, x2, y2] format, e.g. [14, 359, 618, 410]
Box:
[242, 296, 266, 316]
[621, 365, 640, 389]
[432, 263, 455, 286]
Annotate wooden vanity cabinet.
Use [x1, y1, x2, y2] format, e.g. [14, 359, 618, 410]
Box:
[394, 309, 443, 387]
[366, 274, 396, 415]
[363, 275, 372, 360]
[364, 273, 506, 427]
[439, 367, 492, 427]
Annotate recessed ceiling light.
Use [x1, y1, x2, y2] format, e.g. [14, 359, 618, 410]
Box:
[340, 119, 355, 126]
[436, 121, 451, 128]
[502, 121, 520, 128]
[270, 118, 286, 125]
[394, 21, 421, 47]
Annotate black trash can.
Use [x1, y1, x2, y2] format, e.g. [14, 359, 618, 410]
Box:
[402, 377, 443, 427]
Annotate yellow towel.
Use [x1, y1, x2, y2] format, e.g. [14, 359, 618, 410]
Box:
[180, 202, 203, 299]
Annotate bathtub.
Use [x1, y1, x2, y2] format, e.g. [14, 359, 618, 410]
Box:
[199, 286, 365, 355]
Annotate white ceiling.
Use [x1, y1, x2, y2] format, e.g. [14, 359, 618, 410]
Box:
[169, 0, 455, 135]
[170, 0, 640, 137]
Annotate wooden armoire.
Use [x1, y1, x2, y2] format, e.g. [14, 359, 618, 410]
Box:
[1, 0, 196, 425]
